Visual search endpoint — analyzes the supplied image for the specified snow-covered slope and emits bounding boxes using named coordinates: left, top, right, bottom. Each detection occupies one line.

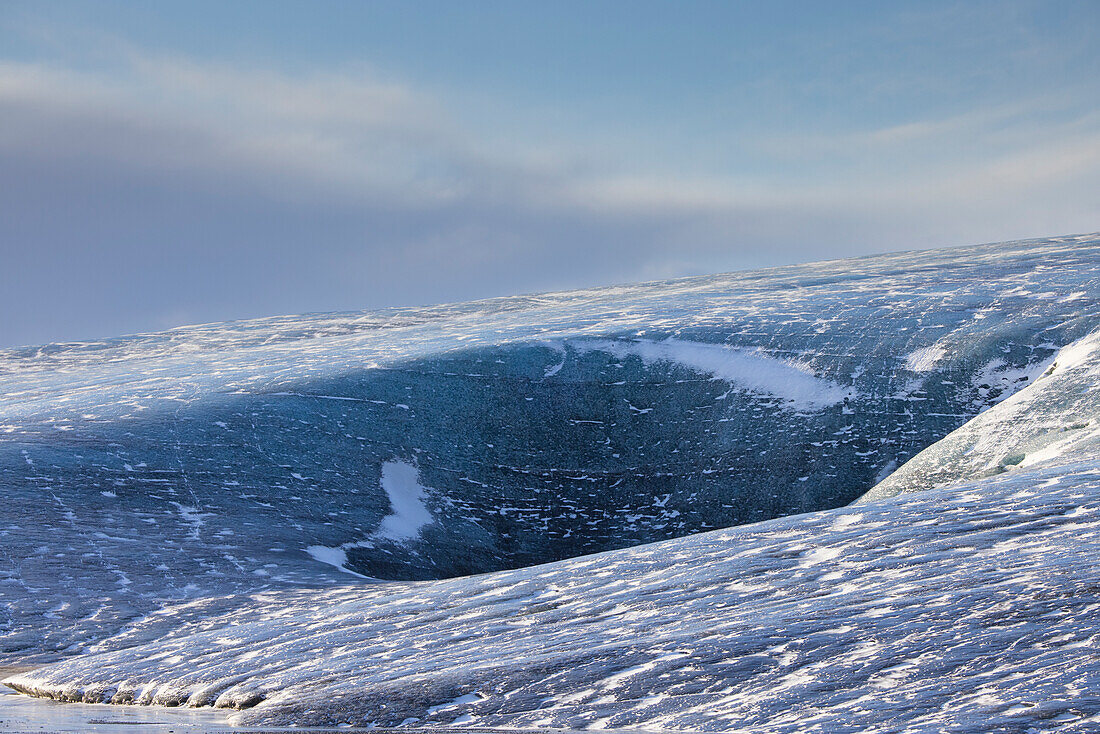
left=861, top=330, right=1100, bottom=502
left=2, top=231, right=1100, bottom=679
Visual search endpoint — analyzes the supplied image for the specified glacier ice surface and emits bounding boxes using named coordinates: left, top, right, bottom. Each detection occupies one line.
left=4, top=233, right=1100, bottom=731
left=8, top=459, right=1100, bottom=731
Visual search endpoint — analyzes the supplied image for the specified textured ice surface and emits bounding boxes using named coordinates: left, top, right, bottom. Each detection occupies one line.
left=2, top=232, right=1100, bottom=681
left=8, top=464, right=1100, bottom=731
left=10, top=296, right=1100, bottom=730
left=307, top=460, right=436, bottom=577
left=862, top=329, right=1100, bottom=502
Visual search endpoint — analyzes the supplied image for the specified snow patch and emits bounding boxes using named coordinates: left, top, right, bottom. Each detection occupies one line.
left=904, top=345, right=947, bottom=372
left=1051, top=331, right=1100, bottom=375
left=304, top=460, right=435, bottom=576
left=573, top=338, right=849, bottom=410
left=376, top=461, right=433, bottom=542
left=601, top=653, right=688, bottom=688
left=304, top=546, right=368, bottom=579
left=427, top=692, right=486, bottom=715
left=830, top=513, right=864, bottom=530
left=169, top=502, right=213, bottom=541
left=800, top=545, right=842, bottom=566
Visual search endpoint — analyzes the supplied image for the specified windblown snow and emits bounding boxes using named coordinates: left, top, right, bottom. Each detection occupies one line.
left=303, top=544, right=360, bottom=577
left=903, top=344, right=948, bottom=372
left=572, top=338, right=850, bottom=410
left=4, top=232, right=1100, bottom=732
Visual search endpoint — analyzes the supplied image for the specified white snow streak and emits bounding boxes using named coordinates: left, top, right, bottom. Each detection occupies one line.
left=904, top=345, right=947, bottom=372
left=304, top=546, right=368, bottom=579
left=573, top=338, right=849, bottom=410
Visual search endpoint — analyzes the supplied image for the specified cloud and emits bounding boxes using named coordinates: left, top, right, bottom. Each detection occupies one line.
left=0, top=43, right=1098, bottom=348
left=0, top=58, right=473, bottom=206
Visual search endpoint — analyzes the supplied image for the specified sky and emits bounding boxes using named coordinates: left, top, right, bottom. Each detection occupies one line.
left=1, top=1, right=1098, bottom=347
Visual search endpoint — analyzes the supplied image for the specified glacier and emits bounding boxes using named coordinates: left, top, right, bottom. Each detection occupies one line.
left=862, top=328, right=1100, bottom=503
left=3, top=232, right=1100, bottom=731
left=9, top=459, right=1100, bottom=731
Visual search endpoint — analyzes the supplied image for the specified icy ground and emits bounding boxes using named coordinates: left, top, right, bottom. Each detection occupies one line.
left=3, top=233, right=1099, bottom=666
left=0, top=685, right=230, bottom=733
left=9, top=445, right=1100, bottom=730
left=864, top=328, right=1100, bottom=502
left=3, top=233, right=1100, bottom=731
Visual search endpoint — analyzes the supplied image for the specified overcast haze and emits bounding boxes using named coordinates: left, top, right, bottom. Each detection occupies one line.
left=2, top=0, right=1099, bottom=347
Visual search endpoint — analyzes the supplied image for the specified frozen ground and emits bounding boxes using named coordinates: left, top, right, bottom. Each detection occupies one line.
left=3, top=233, right=1098, bottom=665
left=9, top=458, right=1100, bottom=731
left=3, top=233, right=1100, bottom=731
